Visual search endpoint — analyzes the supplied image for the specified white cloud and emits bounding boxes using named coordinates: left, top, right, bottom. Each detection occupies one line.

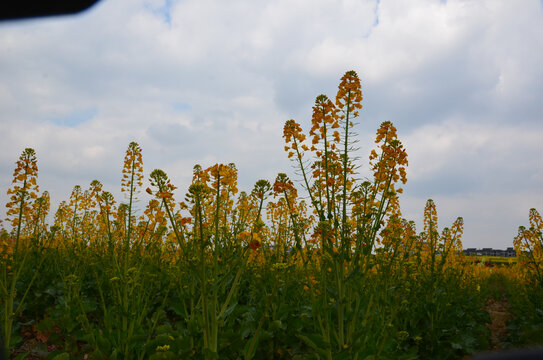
left=404, top=120, right=543, bottom=182
left=1, top=0, right=543, bottom=249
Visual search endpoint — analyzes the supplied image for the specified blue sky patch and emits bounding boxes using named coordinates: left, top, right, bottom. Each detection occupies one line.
left=45, top=108, right=98, bottom=127
left=362, top=0, right=380, bottom=38
left=172, top=102, right=192, bottom=112
left=145, top=0, right=173, bottom=24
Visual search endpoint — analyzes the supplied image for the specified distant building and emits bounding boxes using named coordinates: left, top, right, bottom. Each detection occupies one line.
left=462, top=247, right=516, bottom=257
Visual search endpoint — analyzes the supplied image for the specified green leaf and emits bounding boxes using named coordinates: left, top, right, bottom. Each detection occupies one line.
left=50, top=353, right=70, bottom=360
left=333, top=351, right=351, bottom=360
left=13, top=353, right=29, bottom=360
left=155, top=324, right=174, bottom=335
left=243, top=333, right=259, bottom=360
left=296, top=334, right=330, bottom=358
left=109, top=349, right=118, bottom=360
left=222, top=303, right=237, bottom=318
left=241, top=325, right=253, bottom=339
left=97, top=333, right=111, bottom=353
left=9, top=334, right=23, bottom=348
left=269, top=320, right=283, bottom=332
left=45, top=351, right=65, bottom=360
left=203, top=348, right=219, bottom=359
left=168, top=302, right=186, bottom=317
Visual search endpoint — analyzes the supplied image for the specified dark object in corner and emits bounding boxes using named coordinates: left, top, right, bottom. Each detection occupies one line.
left=471, top=347, right=543, bottom=360
left=0, top=0, right=102, bottom=20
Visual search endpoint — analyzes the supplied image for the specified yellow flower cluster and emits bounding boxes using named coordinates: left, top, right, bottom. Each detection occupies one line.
left=514, top=208, right=543, bottom=283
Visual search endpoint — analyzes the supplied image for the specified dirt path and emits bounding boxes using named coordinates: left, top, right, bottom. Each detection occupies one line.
left=483, top=298, right=513, bottom=350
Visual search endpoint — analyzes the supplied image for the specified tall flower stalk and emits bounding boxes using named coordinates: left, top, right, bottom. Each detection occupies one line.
left=1, top=148, right=46, bottom=355
left=121, top=142, right=144, bottom=259
left=283, top=71, right=409, bottom=356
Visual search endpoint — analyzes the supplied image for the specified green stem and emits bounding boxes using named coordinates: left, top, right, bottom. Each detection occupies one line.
left=292, top=137, right=324, bottom=221
left=341, top=91, right=352, bottom=249
left=125, top=156, right=136, bottom=265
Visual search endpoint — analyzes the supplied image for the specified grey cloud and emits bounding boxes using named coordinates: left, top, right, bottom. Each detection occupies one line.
left=2, top=0, right=543, bottom=249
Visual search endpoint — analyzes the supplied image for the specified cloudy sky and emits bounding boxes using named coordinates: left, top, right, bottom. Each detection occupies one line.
left=1, top=0, right=543, bottom=249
